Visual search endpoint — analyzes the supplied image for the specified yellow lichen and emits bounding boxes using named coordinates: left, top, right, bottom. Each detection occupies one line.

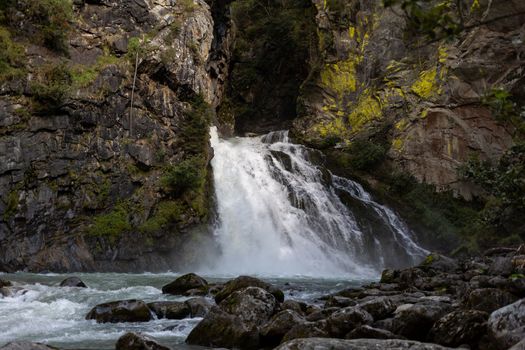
left=348, top=26, right=356, bottom=39
left=411, top=68, right=442, bottom=99
left=320, top=57, right=360, bottom=95
left=470, top=0, right=480, bottom=12
left=347, top=92, right=382, bottom=132
left=395, top=118, right=409, bottom=131
left=438, top=46, right=448, bottom=64
left=392, top=138, right=404, bottom=151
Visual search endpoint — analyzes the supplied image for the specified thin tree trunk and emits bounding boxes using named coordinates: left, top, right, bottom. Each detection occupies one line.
left=130, top=48, right=139, bottom=137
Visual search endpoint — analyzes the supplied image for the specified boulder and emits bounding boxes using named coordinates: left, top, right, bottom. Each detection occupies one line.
left=509, top=338, right=525, bottom=350
left=0, top=343, right=58, bottom=350
left=487, top=298, right=525, bottom=349
left=214, top=276, right=284, bottom=303
left=59, top=277, right=87, bottom=288
left=260, top=310, right=304, bottom=346
left=325, top=306, right=374, bottom=337
left=185, top=306, right=259, bottom=349
left=185, top=297, right=213, bottom=317
left=305, top=307, right=339, bottom=322
left=281, top=300, right=307, bottom=314
left=388, top=302, right=452, bottom=340
left=466, top=288, right=518, bottom=313
left=219, top=287, right=277, bottom=327
left=380, top=269, right=397, bottom=283
left=85, top=299, right=153, bottom=323
left=324, top=296, right=356, bottom=308
left=147, top=301, right=190, bottom=319
left=275, top=338, right=455, bottom=349
left=419, top=253, right=459, bottom=272
left=358, top=296, right=396, bottom=320
left=282, top=321, right=329, bottom=342
left=429, top=309, right=488, bottom=347
left=115, top=332, right=170, bottom=350
left=161, top=273, right=207, bottom=295
left=0, top=279, right=12, bottom=288
left=346, top=325, right=405, bottom=340
left=488, top=257, right=514, bottom=276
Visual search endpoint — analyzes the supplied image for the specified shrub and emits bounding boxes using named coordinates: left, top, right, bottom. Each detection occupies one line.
left=348, top=139, right=386, bottom=170
left=161, top=156, right=205, bottom=197
left=88, top=204, right=131, bottom=244
left=0, top=26, right=25, bottom=81
left=139, top=201, right=184, bottom=233
left=30, top=62, right=72, bottom=110
left=180, top=94, right=213, bottom=154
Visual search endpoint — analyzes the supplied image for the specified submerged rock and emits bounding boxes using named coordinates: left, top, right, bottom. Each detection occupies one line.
left=147, top=301, right=190, bottom=320
left=59, top=277, right=87, bottom=288
left=85, top=299, right=153, bottom=323
left=161, top=273, right=208, bottom=295
left=0, top=279, right=12, bottom=288
left=214, top=276, right=284, bottom=303
left=115, top=332, right=171, bottom=350
left=275, top=338, right=455, bottom=349
left=0, top=342, right=59, bottom=350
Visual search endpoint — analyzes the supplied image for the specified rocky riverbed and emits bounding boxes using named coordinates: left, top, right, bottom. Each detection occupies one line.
left=1, top=246, right=524, bottom=350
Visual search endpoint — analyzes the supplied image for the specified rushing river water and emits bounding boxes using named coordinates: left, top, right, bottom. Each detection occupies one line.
left=0, top=273, right=366, bottom=349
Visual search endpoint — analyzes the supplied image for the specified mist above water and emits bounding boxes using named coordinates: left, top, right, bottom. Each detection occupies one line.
left=193, top=127, right=428, bottom=278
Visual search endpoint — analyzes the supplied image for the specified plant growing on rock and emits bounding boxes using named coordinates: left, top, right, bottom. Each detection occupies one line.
left=0, top=26, right=25, bottom=81
left=30, top=62, right=72, bottom=111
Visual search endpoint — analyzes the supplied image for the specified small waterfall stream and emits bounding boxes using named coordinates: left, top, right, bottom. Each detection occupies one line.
left=205, top=127, right=428, bottom=278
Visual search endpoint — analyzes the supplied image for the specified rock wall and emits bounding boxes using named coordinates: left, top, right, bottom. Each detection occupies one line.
left=292, top=0, right=524, bottom=198
left=0, top=0, right=230, bottom=272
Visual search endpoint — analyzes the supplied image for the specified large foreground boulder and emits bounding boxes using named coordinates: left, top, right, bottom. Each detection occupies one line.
left=219, top=287, right=277, bottom=327
left=260, top=310, right=305, bottom=346
left=214, top=276, right=284, bottom=303
left=59, top=277, right=87, bottom=288
left=429, top=309, right=488, bottom=348
left=116, top=332, right=170, bottom=350
left=185, top=306, right=259, bottom=349
left=466, top=288, right=518, bottom=313
left=275, top=338, right=455, bottom=349
left=86, top=299, right=153, bottom=323
left=161, top=273, right=207, bottom=295
left=325, top=306, right=373, bottom=337
left=488, top=298, right=525, bottom=349
left=0, top=343, right=58, bottom=350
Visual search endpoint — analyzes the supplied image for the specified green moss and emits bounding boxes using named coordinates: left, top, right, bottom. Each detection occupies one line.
left=30, top=62, right=72, bottom=111
left=179, top=0, right=197, bottom=12
left=161, top=156, right=206, bottom=197
left=3, top=189, right=19, bottom=220
left=0, top=26, right=25, bottom=81
left=88, top=204, right=131, bottom=243
left=139, top=200, right=184, bottom=233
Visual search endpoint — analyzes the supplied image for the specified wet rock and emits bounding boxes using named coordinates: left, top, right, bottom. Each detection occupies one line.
left=380, top=269, right=397, bottom=283
left=281, top=300, right=307, bottom=314
left=325, top=306, right=374, bottom=337
left=214, top=276, right=284, bottom=303
left=305, top=307, right=339, bottom=322
left=0, top=287, right=13, bottom=297
left=466, top=288, right=518, bottom=313
left=358, top=296, right=396, bottom=320
left=419, top=253, right=459, bottom=272
left=487, top=298, right=525, bottom=349
left=429, top=309, right=488, bottom=347
left=147, top=301, right=190, bottom=320
left=388, top=301, right=453, bottom=340
left=115, top=332, right=170, bottom=350
left=0, top=279, right=12, bottom=288
left=282, top=321, right=329, bottom=342
left=275, top=338, right=455, bottom=349
left=185, top=306, right=259, bottom=349
left=219, top=287, right=277, bottom=327
left=85, top=299, right=153, bottom=323
left=260, top=309, right=304, bottom=346
left=59, top=277, right=87, bottom=288
left=346, top=325, right=405, bottom=340
left=161, top=273, right=208, bottom=295
left=324, top=296, right=356, bottom=308
left=184, top=297, right=213, bottom=318
left=0, top=342, right=59, bottom=350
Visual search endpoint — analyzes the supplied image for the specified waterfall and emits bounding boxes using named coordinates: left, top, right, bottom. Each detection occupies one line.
left=202, top=127, right=428, bottom=278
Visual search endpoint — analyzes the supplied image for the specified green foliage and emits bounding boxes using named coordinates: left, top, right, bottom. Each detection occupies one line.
left=70, top=52, right=120, bottom=88
left=139, top=200, right=184, bottom=233
left=161, top=156, right=206, bottom=197
left=482, top=88, right=525, bottom=135
left=347, top=140, right=386, bottom=171
left=30, top=62, right=72, bottom=110
left=0, top=26, right=25, bottom=81
left=179, top=0, right=197, bottom=12
left=88, top=203, right=131, bottom=244
left=180, top=94, right=213, bottom=155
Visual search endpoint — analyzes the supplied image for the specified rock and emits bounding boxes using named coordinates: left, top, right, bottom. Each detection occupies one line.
left=305, top=307, right=339, bottom=322
left=419, top=253, right=459, bottom=272
left=185, top=306, right=259, bottom=349
left=466, top=288, right=518, bottom=313
left=380, top=269, right=397, bottom=283
left=260, top=310, right=304, bottom=346
left=214, top=276, right=284, bottom=303
left=275, top=338, right=455, bottom=349
left=0, top=343, right=58, bottom=350
left=358, top=296, right=396, bottom=320
left=282, top=321, right=329, bottom=342
left=147, top=301, right=190, bottom=319
left=115, top=332, right=170, bottom=350
left=85, top=299, right=153, bottom=323
left=281, top=300, right=307, bottom=314
left=324, top=296, right=356, bottom=308
left=388, top=302, right=453, bottom=340
left=325, top=306, right=374, bottom=337
left=0, top=279, right=12, bottom=288
left=487, top=298, right=525, bottom=350
left=429, top=309, right=488, bottom=347
left=161, top=273, right=208, bottom=295
left=0, top=287, right=13, bottom=297
left=509, top=338, right=525, bottom=350
left=184, top=297, right=213, bottom=318
left=59, top=277, right=87, bottom=288
left=489, top=257, right=514, bottom=276
left=346, top=325, right=405, bottom=340
left=484, top=247, right=517, bottom=256
left=219, top=286, right=277, bottom=327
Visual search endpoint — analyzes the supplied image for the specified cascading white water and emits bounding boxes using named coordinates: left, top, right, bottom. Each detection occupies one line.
left=204, top=127, right=427, bottom=278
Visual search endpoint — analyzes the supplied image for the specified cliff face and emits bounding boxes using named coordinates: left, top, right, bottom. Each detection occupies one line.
left=292, top=0, right=524, bottom=198
left=0, top=0, right=230, bottom=272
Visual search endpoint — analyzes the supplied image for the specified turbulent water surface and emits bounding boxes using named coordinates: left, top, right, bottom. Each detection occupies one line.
left=0, top=273, right=362, bottom=349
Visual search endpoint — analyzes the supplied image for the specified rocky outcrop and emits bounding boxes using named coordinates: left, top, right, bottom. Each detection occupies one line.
left=291, top=0, right=523, bottom=199
left=0, top=0, right=231, bottom=272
